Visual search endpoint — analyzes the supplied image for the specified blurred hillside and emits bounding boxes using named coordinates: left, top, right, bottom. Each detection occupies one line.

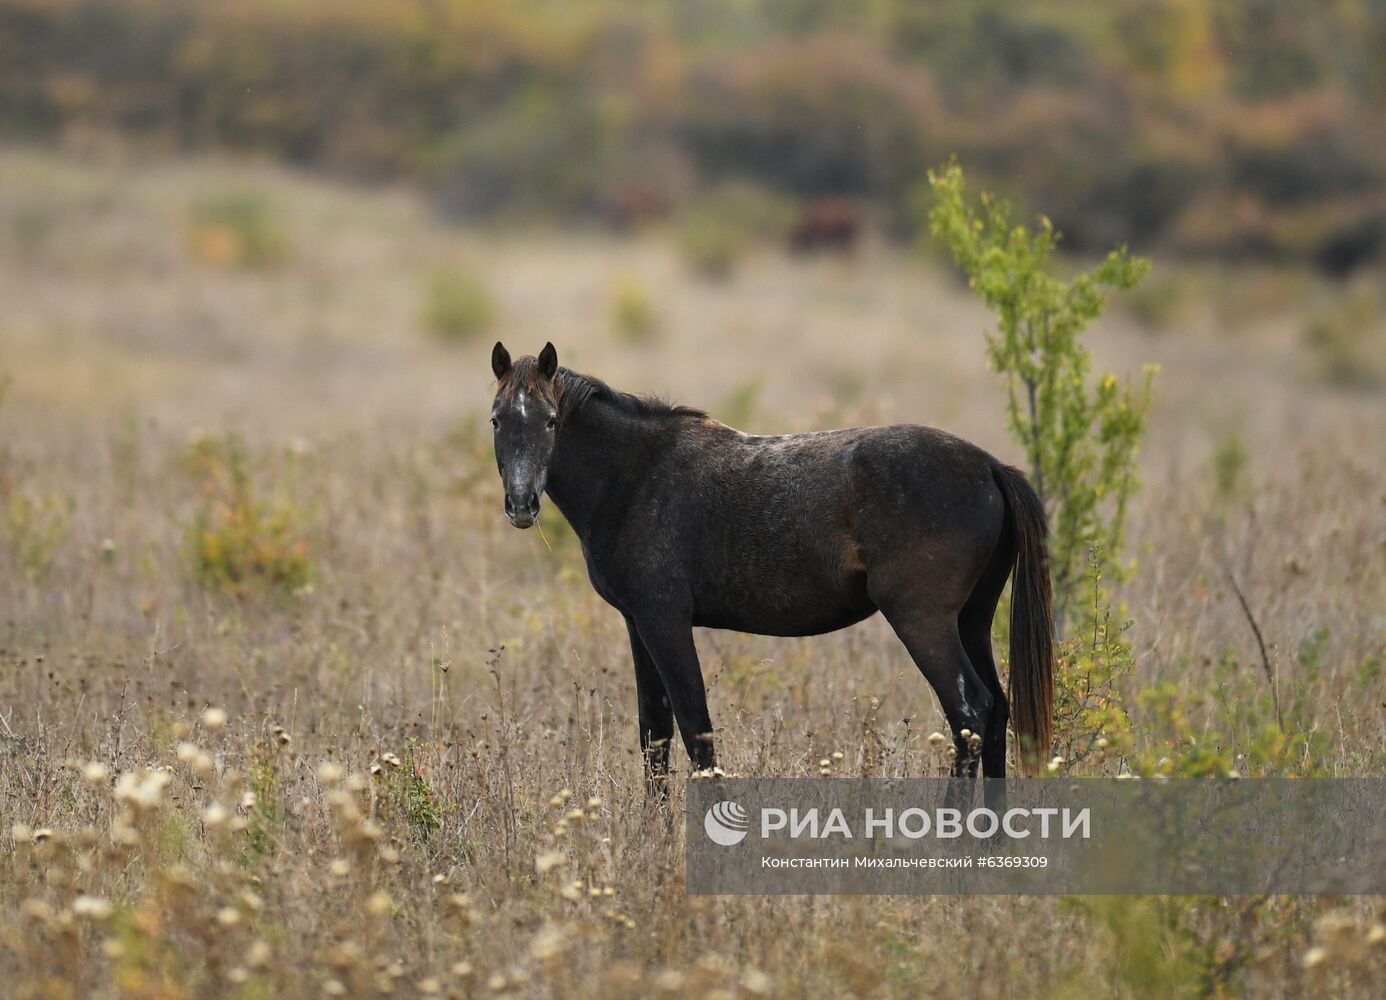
left=4, top=0, right=1386, bottom=271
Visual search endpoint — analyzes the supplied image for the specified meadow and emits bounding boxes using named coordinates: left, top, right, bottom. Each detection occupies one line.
left=2, top=146, right=1385, bottom=997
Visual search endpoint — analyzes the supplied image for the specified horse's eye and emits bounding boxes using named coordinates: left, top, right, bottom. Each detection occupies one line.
left=546, top=418, right=557, bottom=430
left=490, top=417, right=499, bottom=430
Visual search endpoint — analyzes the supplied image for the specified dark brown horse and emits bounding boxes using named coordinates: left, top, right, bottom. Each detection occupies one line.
left=789, top=198, right=862, bottom=254
left=489, top=343, right=1053, bottom=788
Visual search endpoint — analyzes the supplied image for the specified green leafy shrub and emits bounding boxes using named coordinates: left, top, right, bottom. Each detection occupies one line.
left=1212, top=431, right=1248, bottom=499
left=1301, top=287, right=1382, bottom=389
left=4, top=490, right=74, bottom=581
left=928, top=160, right=1154, bottom=632
left=422, top=268, right=494, bottom=344
left=609, top=275, right=660, bottom=343
left=675, top=184, right=795, bottom=280
left=185, top=434, right=313, bottom=595
left=186, top=194, right=291, bottom=270
left=378, top=740, right=445, bottom=849
left=1123, top=273, right=1190, bottom=332
left=1050, top=551, right=1136, bottom=769
left=714, top=379, right=762, bottom=429
left=244, top=739, right=286, bottom=860
left=677, top=206, right=749, bottom=281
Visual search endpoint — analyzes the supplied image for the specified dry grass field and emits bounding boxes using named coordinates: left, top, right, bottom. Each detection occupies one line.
left=2, top=147, right=1385, bottom=997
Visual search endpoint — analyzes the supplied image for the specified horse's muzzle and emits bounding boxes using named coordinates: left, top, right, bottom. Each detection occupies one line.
left=504, top=490, right=540, bottom=529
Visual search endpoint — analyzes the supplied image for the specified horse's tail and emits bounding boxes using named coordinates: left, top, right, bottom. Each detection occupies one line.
left=991, top=463, right=1054, bottom=776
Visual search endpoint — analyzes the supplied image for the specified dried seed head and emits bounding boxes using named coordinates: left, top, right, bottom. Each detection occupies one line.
left=927, top=732, right=946, bottom=747
left=246, top=940, right=272, bottom=968
left=535, top=851, right=565, bottom=875
left=529, top=925, right=568, bottom=961
left=202, top=707, right=228, bottom=731
left=115, top=770, right=171, bottom=811
left=742, top=970, right=773, bottom=996
left=73, top=896, right=114, bottom=921
left=318, top=762, right=344, bottom=785
left=1302, top=946, right=1328, bottom=969
left=831, top=751, right=844, bottom=762
left=21, top=899, right=55, bottom=923
left=365, top=891, right=392, bottom=918
left=82, top=762, right=109, bottom=785
left=654, top=970, right=686, bottom=993
left=202, top=802, right=229, bottom=828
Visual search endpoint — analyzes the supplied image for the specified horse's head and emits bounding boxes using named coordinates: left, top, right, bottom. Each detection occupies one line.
left=489, top=341, right=560, bottom=529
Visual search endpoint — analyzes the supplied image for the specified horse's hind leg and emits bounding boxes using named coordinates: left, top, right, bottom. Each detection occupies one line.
left=876, top=600, right=993, bottom=779
left=959, top=608, right=1007, bottom=779
left=960, top=533, right=1017, bottom=779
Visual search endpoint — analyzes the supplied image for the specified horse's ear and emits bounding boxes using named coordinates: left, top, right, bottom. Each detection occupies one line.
left=537, top=342, right=558, bottom=381
left=491, top=342, right=512, bottom=381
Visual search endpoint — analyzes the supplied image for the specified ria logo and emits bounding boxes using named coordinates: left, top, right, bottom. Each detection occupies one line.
left=704, top=800, right=751, bottom=846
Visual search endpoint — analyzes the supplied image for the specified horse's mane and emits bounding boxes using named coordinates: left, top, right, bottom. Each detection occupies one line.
left=557, top=368, right=707, bottom=421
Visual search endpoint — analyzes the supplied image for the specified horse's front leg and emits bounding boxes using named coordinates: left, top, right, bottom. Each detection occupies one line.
left=625, top=617, right=674, bottom=797
left=630, top=613, right=716, bottom=773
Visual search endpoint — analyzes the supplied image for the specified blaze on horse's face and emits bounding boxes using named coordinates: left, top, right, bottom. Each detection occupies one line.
left=490, top=341, right=560, bottom=529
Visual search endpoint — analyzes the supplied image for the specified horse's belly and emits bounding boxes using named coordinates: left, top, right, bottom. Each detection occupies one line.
left=691, top=572, right=875, bottom=637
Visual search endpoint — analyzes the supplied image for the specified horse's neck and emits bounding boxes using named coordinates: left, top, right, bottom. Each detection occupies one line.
left=546, top=401, right=664, bottom=538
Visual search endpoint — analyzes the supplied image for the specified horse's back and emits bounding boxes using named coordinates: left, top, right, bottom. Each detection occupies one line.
left=632, top=422, right=1007, bottom=634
